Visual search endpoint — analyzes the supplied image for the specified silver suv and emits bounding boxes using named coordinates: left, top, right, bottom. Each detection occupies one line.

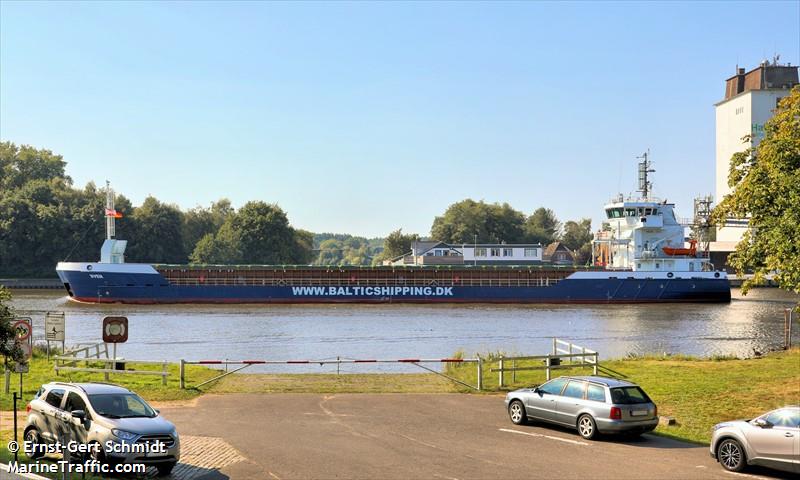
left=24, top=382, right=180, bottom=476
left=710, top=406, right=799, bottom=474
left=505, top=376, right=658, bottom=440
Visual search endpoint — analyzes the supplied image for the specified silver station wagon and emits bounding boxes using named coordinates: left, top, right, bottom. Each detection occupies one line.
left=505, top=375, right=659, bottom=440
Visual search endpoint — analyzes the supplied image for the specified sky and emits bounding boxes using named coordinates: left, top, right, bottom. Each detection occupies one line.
left=1, top=1, right=799, bottom=238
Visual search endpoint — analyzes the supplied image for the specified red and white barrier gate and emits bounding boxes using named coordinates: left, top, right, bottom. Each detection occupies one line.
left=180, top=357, right=483, bottom=390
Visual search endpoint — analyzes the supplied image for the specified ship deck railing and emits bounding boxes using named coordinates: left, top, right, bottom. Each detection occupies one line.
left=162, top=277, right=566, bottom=288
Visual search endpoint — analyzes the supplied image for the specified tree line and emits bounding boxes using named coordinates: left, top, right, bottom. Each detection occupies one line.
left=1, top=141, right=593, bottom=276
left=0, top=142, right=315, bottom=276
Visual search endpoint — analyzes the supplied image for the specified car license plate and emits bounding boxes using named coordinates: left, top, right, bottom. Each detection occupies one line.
left=146, top=450, right=167, bottom=458
left=630, top=410, right=648, bottom=417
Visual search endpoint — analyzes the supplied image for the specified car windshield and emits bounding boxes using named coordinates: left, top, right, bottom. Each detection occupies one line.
left=609, top=386, right=651, bottom=404
left=88, top=393, right=157, bottom=418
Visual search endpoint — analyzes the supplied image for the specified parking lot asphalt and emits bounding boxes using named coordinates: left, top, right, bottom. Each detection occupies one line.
left=159, top=393, right=792, bottom=480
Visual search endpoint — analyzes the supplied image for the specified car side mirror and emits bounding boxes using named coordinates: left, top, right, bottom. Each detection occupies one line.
left=754, top=418, right=772, bottom=429
left=71, top=410, right=86, bottom=419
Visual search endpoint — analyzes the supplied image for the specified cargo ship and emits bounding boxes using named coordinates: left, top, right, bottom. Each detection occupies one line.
left=56, top=163, right=730, bottom=304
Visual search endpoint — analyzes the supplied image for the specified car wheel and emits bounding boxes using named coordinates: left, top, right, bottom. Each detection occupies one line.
left=156, top=462, right=176, bottom=476
left=717, top=438, right=746, bottom=472
left=577, top=414, right=597, bottom=440
left=89, top=442, right=106, bottom=464
left=24, top=428, right=44, bottom=459
left=508, top=400, right=528, bottom=425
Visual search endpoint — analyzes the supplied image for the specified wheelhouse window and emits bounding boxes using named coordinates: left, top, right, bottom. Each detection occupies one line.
left=606, top=208, right=623, bottom=218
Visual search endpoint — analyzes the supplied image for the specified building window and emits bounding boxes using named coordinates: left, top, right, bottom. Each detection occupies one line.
left=490, top=248, right=501, bottom=257
left=735, top=106, right=744, bottom=115
left=524, top=248, right=537, bottom=257
left=503, top=248, right=513, bottom=257
left=434, top=250, right=443, bottom=256
left=475, top=248, right=487, bottom=257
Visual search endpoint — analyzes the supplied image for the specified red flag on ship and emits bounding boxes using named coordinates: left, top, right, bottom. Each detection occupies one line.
left=105, top=208, right=123, bottom=218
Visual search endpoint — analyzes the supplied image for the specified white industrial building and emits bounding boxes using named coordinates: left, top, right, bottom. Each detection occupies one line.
left=710, top=59, right=797, bottom=268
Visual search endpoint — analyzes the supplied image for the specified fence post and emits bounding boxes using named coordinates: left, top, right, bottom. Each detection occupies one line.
left=162, top=361, right=167, bottom=386
left=179, top=360, right=185, bottom=389
left=568, top=343, right=573, bottom=365
left=552, top=338, right=557, bottom=356
left=593, top=353, right=598, bottom=375
left=546, top=356, right=551, bottom=381
left=477, top=358, right=483, bottom=391
left=512, top=359, right=516, bottom=384
left=498, top=357, right=504, bottom=387
left=580, top=346, right=585, bottom=365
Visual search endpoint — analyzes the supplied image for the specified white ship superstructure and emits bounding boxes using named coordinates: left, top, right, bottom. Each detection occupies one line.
left=592, top=153, right=716, bottom=275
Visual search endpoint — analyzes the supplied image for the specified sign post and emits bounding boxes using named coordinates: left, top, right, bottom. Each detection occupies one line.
left=45, top=311, right=66, bottom=359
left=11, top=317, right=32, bottom=412
left=103, top=316, right=128, bottom=379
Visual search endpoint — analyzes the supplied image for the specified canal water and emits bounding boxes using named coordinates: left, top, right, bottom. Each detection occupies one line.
left=9, top=289, right=800, bottom=372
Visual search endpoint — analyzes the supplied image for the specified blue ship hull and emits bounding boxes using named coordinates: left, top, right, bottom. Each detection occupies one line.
left=56, top=266, right=731, bottom=304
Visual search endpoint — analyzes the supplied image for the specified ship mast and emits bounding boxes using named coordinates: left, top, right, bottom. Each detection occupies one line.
left=106, top=180, right=115, bottom=240
left=636, top=150, right=654, bottom=200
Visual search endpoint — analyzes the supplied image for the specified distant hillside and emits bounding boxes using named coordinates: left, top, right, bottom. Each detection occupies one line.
left=312, top=233, right=384, bottom=266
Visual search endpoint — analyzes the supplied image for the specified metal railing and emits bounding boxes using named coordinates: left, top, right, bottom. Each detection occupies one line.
left=54, top=349, right=170, bottom=385
left=491, top=338, right=599, bottom=386
left=163, top=277, right=565, bottom=287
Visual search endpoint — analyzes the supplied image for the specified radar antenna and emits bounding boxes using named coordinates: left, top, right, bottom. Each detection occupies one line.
left=636, top=150, right=654, bottom=199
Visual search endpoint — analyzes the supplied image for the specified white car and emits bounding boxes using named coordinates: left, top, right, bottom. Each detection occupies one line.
left=710, top=406, right=799, bottom=474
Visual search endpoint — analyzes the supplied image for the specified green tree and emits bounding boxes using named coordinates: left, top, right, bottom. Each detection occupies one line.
left=126, top=196, right=187, bottom=263
left=190, top=229, right=241, bottom=264
left=316, top=239, right=345, bottom=265
left=0, top=287, right=24, bottom=372
left=712, top=86, right=800, bottom=294
left=182, top=199, right=234, bottom=256
left=0, top=142, right=70, bottom=190
left=431, top=199, right=526, bottom=244
left=524, top=207, right=561, bottom=244
left=373, top=229, right=419, bottom=264
left=190, top=202, right=312, bottom=265
left=293, top=229, right=315, bottom=264
left=561, top=218, right=593, bottom=265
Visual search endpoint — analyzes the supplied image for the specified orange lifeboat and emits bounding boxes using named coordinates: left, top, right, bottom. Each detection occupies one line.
left=662, top=239, right=697, bottom=256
